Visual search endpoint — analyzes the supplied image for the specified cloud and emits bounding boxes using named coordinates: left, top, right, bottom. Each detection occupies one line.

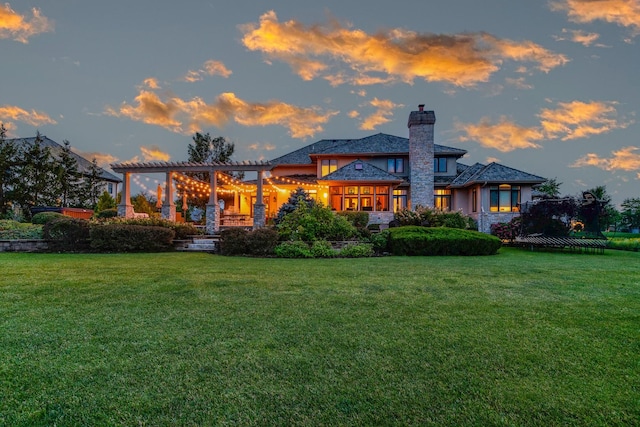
left=550, top=0, right=640, bottom=34
left=554, top=28, right=601, bottom=46
left=240, top=11, right=568, bottom=88
left=143, top=78, right=160, bottom=89
left=247, top=142, right=276, bottom=151
left=0, top=104, right=57, bottom=127
left=571, top=146, right=640, bottom=171
left=538, top=100, right=629, bottom=140
left=505, top=77, right=533, bottom=89
left=140, top=145, right=171, bottom=162
left=0, top=3, right=53, bottom=43
left=358, top=98, right=404, bottom=130
left=456, top=100, right=630, bottom=151
left=456, top=116, right=544, bottom=152
left=105, top=89, right=338, bottom=139
left=182, top=60, right=233, bottom=82
left=72, top=149, right=119, bottom=169
left=347, top=110, right=359, bottom=118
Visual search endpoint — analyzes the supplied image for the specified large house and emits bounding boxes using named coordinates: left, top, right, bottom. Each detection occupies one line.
left=7, top=136, right=121, bottom=200
left=268, top=105, right=545, bottom=233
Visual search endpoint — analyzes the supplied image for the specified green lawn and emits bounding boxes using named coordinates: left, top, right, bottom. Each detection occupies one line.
left=1, top=248, right=639, bottom=426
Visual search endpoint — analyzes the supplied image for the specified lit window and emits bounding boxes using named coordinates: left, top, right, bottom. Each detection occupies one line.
left=490, top=185, right=520, bottom=212
left=321, top=159, right=337, bottom=177
left=393, top=189, right=407, bottom=212
left=434, top=189, right=451, bottom=211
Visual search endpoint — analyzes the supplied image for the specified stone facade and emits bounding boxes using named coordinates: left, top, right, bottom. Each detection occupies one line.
left=408, top=106, right=435, bottom=209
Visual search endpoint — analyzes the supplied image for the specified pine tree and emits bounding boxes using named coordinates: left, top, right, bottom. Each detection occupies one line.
left=57, top=140, right=83, bottom=207
left=0, top=124, right=19, bottom=216
left=80, top=158, right=105, bottom=209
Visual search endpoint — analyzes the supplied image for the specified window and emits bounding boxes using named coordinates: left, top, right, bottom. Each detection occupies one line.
left=321, top=159, right=337, bottom=177
left=472, top=188, right=477, bottom=213
left=108, top=183, right=114, bottom=194
left=434, top=158, right=447, bottom=173
left=387, top=158, right=404, bottom=173
left=490, top=185, right=520, bottom=212
left=393, top=189, right=407, bottom=212
left=434, top=189, right=451, bottom=211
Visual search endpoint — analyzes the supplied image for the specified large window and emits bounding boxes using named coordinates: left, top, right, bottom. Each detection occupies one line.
left=321, top=159, right=337, bottom=177
left=329, top=185, right=391, bottom=212
left=387, top=158, right=404, bottom=173
left=434, top=189, right=451, bottom=211
left=434, top=157, right=447, bottom=173
left=490, top=185, right=520, bottom=212
left=393, top=189, right=407, bottom=212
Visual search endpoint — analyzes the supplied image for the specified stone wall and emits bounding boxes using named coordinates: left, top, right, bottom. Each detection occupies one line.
left=0, top=240, right=49, bottom=252
left=408, top=108, right=435, bottom=209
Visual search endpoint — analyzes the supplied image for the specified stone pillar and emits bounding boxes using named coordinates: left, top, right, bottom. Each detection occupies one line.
left=117, top=172, right=134, bottom=218
left=205, top=170, right=219, bottom=234
left=161, top=171, right=176, bottom=221
left=253, top=170, right=266, bottom=228
left=408, top=104, right=435, bottom=209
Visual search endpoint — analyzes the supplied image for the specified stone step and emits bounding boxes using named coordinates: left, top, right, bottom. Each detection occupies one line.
left=192, top=238, right=218, bottom=244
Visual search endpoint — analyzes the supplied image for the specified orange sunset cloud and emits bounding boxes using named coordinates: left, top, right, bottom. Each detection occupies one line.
left=0, top=3, right=53, bottom=43
left=240, top=11, right=568, bottom=88
left=140, top=145, right=171, bottom=162
left=550, top=0, right=640, bottom=34
left=359, top=98, right=404, bottom=131
left=571, top=146, right=640, bottom=172
left=456, top=117, right=544, bottom=152
left=0, top=105, right=57, bottom=127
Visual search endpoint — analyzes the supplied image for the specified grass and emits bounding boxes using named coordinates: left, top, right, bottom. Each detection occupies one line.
left=1, top=248, right=639, bottom=426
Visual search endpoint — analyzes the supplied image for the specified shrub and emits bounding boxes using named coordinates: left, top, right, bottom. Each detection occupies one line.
left=274, top=187, right=317, bottom=225
left=0, top=220, right=43, bottom=239
left=90, top=224, right=175, bottom=252
left=276, top=202, right=357, bottom=242
left=101, top=217, right=201, bottom=239
left=490, top=217, right=521, bottom=242
left=274, top=241, right=313, bottom=258
left=339, top=243, right=374, bottom=258
left=219, top=228, right=249, bottom=256
left=43, top=217, right=91, bottom=252
left=394, top=207, right=474, bottom=229
left=31, top=212, right=65, bottom=225
left=95, top=208, right=118, bottom=219
left=246, top=227, right=279, bottom=256
left=388, top=226, right=501, bottom=256
left=310, top=240, right=337, bottom=258
left=337, top=211, right=370, bottom=229
left=367, top=229, right=390, bottom=255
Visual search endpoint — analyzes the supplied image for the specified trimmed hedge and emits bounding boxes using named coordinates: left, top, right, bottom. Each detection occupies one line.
left=42, top=217, right=91, bottom=252
left=219, top=227, right=280, bottom=256
left=388, top=226, right=501, bottom=256
left=90, top=224, right=175, bottom=252
left=31, top=212, right=65, bottom=224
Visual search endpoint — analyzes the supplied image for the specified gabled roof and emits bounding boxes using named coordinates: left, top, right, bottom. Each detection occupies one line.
left=270, top=133, right=467, bottom=165
left=319, top=159, right=405, bottom=183
left=450, top=162, right=545, bottom=187
left=9, top=136, right=121, bottom=182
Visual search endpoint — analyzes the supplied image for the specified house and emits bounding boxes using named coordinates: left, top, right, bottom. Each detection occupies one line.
left=8, top=136, right=121, bottom=200
left=267, top=105, right=546, bottom=233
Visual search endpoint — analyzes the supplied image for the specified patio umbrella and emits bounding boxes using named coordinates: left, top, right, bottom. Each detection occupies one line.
left=156, top=185, right=162, bottom=209
left=182, top=193, right=188, bottom=218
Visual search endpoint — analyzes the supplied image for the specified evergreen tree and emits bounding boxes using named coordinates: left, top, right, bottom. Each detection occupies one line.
left=95, top=191, right=116, bottom=213
left=0, top=124, right=19, bottom=217
left=536, top=178, right=562, bottom=198
left=80, top=158, right=106, bottom=209
left=620, top=198, right=640, bottom=230
left=57, top=140, right=83, bottom=207
left=583, top=186, right=618, bottom=231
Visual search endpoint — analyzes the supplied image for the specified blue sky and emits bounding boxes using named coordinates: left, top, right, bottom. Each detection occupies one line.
left=2, top=0, right=639, bottom=206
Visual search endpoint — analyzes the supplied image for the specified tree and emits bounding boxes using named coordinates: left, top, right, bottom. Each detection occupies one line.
left=582, top=186, right=618, bottom=231
left=536, top=178, right=562, bottom=198
left=56, top=140, right=83, bottom=207
left=620, top=198, right=640, bottom=230
left=95, top=191, right=116, bottom=213
left=0, top=124, right=19, bottom=217
left=131, top=192, right=155, bottom=216
left=80, top=158, right=106, bottom=209
left=274, top=187, right=317, bottom=225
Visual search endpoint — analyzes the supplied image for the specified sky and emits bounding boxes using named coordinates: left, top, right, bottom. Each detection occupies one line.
left=2, top=0, right=639, bottom=206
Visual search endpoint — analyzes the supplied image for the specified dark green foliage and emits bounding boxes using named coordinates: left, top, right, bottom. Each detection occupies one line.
left=367, top=229, right=390, bottom=254
left=95, top=208, right=118, bottom=219
left=219, top=228, right=249, bottom=255
left=95, top=191, right=116, bottom=213
left=0, top=219, right=42, bottom=239
left=0, top=124, right=19, bottom=216
left=620, top=198, right=640, bottom=230
left=246, top=227, right=279, bottom=256
left=388, top=226, right=501, bottom=256
left=520, top=198, right=578, bottom=237
left=274, top=187, right=317, bottom=225
left=277, top=202, right=357, bottom=242
left=536, top=177, right=562, bottom=198
left=336, top=211, right=369, bottom=229
left=80, top=158, right=106, bottom=209
left=31, top=212, right=66, bottom=224
left=42, top=217, right=91, bottom=252
left=394, top=206, right=474, bottom=229
left=104, top=217, right=201, bottom=239
left=310, top=240, right=336, bottom=258
left=56, top=140, right=82, bottom=207
left=274, top=240, right=313, bottom=258
left=339, top=243, right=374, bottom=258
left=90, top=224, right=175, bottom=252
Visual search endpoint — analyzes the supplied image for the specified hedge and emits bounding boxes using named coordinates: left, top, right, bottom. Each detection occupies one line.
left=388, top=226, right=501, bottom=256
left=90, top=224, right=175, bottom=252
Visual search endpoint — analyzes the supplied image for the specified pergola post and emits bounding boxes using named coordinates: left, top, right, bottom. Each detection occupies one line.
left=117, top=172, right=134, bottom=218
left=253, top=170, right=266, bottom=229
left=205, top=170, right=219, bottom=234
left=161, top=171, right=176, bottom=221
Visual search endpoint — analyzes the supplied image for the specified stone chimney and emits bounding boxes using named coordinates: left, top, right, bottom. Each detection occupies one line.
left=408, top=104, right=435, bottom=208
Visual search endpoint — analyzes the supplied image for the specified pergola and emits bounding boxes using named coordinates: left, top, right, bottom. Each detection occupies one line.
left=110, top=160, right=273, bottom=234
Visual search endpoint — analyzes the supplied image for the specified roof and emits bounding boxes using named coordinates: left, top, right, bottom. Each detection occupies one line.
left=319, top=159, right=405, bottom=183
left=450, top=162, right=546, bottom=187
left=270, top=133, right=467, bottom=165
left=9, top=136, right=121, bottom=182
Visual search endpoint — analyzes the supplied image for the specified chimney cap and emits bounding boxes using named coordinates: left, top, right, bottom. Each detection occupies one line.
left=418, top=104, right=425, bottom=111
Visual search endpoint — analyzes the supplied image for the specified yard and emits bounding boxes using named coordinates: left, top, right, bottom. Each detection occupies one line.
left=1, top=248, right=639, bottom=426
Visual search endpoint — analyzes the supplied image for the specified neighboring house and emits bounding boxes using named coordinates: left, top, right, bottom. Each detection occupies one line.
left=269, top=105, right=545, bottom=233
left=7, top=136, right=121, bottom=200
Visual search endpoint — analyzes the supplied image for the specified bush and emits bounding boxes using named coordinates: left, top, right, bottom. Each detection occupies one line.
left=337, top=211, right=370, bottom=229
left=95, top=208, right=118, bottom=219
left=101, top=217, right=201, bottom=239
left=277, top=202, right=357, bottom=242
left=246, top=227, right=279, bottom=256
left=43, top=217, right=91, bottom=252
left=0, top=220, right=43, bottom=239
left=219, top=228, right=249, bottom=256
left=490, top=217, right=521, bottom=242
left=274, top=241, right=313, bottom=258
left=367, top=229, right=390, bottom=255
left=394, top=207, right=475, bottom=229
left=31, top=212, right=65, bottom=224
left=310, top=240, right=337, bottom=258
left=388, top=226, right=501, bottom=256
left=90, top=224, right=175, bottom=252
left=339, top=243, right=374, bottom=258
